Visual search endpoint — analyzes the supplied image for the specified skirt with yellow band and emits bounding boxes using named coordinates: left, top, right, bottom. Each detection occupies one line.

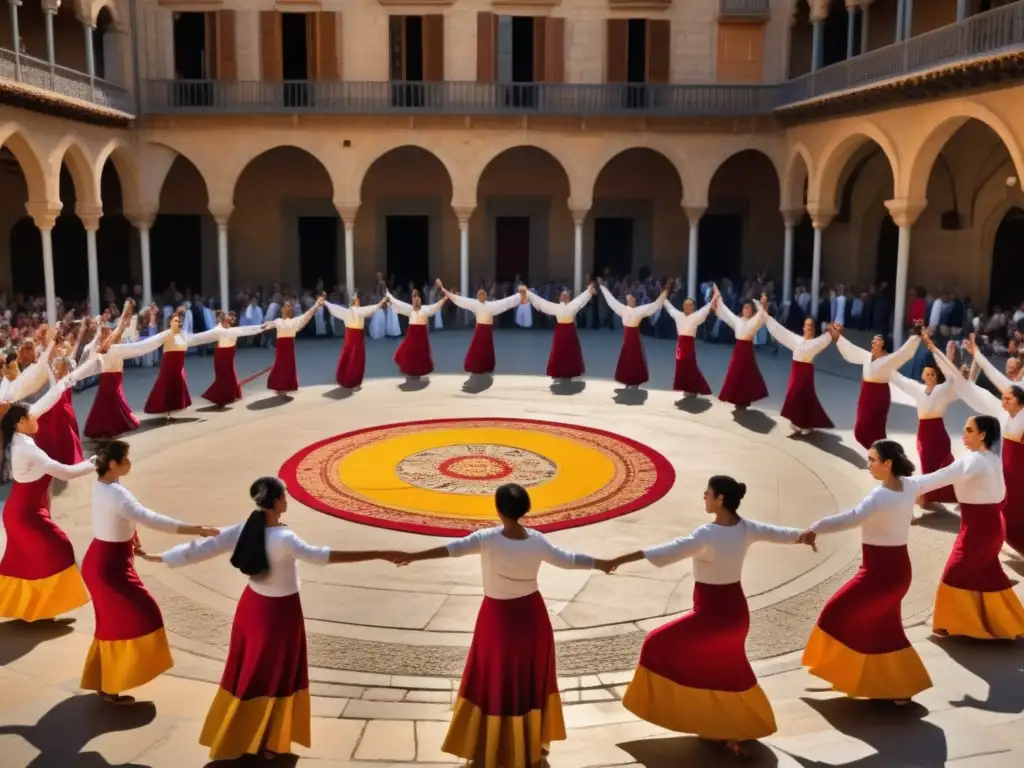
left=80, top=539, right=173, bottom=694
left=200, top=588, right=311, bottom=761
left=803, top=544, right=931, bottom=700
left=622, top=581, right=776, bottom=742
left=443, top=592, right=565, bottom=768
left=0, top=475, right=89, bottom=621
left=934, top=502, right=1024, bottom=639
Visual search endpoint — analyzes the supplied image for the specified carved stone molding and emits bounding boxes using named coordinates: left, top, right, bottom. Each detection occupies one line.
left=492, top=0, right=561, bottom=8
left=376, top=0, right=455, bottom=6
left=608, top=0, right=671, bottom=10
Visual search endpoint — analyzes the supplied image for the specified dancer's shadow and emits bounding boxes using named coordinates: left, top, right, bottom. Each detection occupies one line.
left=194, top=404, right=229, bottom=414
left=798, top=431, right=866, bottom=469
left=911, top=507, right=962, bottom=534
left=931, top=636, right=1024, bottom=714
left=731, top=408, right=775, bottom=435
left=462, top=374, right=493, bottom=394
left=0, top=694, right=156, bottom=767
left=207, top=755, right=299, bottom=768
left=321, top=387, right=355, bottom=401
left=246, top=395, right=292, bottom=411
left=675, top=396, right=712, bottom=415
left=0, top=619, right=74, bottom=665
left=550, top=380, right=585, bottom=397
left=398, top=377, right=430, bottom=393
left=128, top=416, right=202, bottom=437
left=613, top=388, right=649, bottom=406
left=619, top=735, right=779, bottom=767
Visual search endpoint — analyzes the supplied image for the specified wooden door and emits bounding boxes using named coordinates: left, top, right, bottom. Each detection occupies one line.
left=260, top=11, right=283, bottom=81
left=716, top=22, right=765, bottom=83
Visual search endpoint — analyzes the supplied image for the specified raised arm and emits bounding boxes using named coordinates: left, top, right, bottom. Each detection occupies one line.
left=323, top=301, right=352, bottom=323
left=186, top=327, right=223, bottom=347
left=386, top=293, right=413, bottom=316
left=835, top=335, right=872, bottom=366
left=566, top=289, right=595, bottom=315
left=420, top=298, right=446, bottom=317
left=28, top=377, right=75, bottom=419
left=294, top=302, right=320, bottom=331
left=972, top=349, right=1013, bottom=395
left=598, top=284, right=627, bottom=318
left=809, top=488, right=884, bottom=536
left=485, top=292, right=522, bottom=315
left=538, top=536, right=596, bottom=570
left=354, top=303, right=383, bottom=319
left=714, top=300, right=739, bottom=331
left=444, top=291, right=480, bottom=312
left=889, top=371, right=925, bottom=400
left=634, top=294, right=666, bottom=320
left=160, top=524, right=243, bottom=567
left=762, top=312, right=802, bottom=352
left=527, top=291, right=560, bottom=316
left=873, top=335, right=921, bottom=378
left=109, top=329, right=172, bottom=361
left=931, top=346, right=1002, bottom=417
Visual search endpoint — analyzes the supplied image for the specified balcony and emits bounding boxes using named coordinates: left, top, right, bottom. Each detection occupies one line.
left=718, top=0, right=770, bottom=19
left=0, top=47, right=134, bottom=116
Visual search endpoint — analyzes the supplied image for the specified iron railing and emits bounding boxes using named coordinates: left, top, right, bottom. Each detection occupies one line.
left=719, top=0, right=771, bottom=17
left=0, top=47, right=133, bottom=114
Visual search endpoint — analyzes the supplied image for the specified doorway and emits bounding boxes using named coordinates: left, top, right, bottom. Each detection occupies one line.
left=594, top=218, right=633, bottom=276
left=697, top=214, right=743, bottom=283
left=281, top=13, right=309, bottom=107
left=793, top=215, right=814, bottom=285
left=10, top=218, right=43, bottom=297
left=990, top=207, right=1024, bottom=310
left=298, top=217, right=338, bottom=289
left=386, top=215, right=430, bottom=288
left=150, top=214, right=203, bottom=296
left=495, top=217, right=530, bottom=283
left=876, top=216, right=898, bottom=287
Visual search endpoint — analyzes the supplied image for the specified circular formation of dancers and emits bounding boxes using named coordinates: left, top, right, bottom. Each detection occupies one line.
left=0, top=289, right=1023, bottom=764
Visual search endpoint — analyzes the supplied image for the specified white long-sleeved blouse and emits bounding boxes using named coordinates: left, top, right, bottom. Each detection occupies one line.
left=324, top=301, right=380, bottom=330
left=714, top=301, right=766, bottom=341
left=445, top=292, right=521, bottom=325
left=92, top=481, right=186, bottom=543
left=188, top=324, right=266, bottom=349
left=663, top=301, right=712, bottom=337
left=889, top=373, right=958, bottom=419
left=528, top=290, right=592, bottom=324
left=159, top=522, right=330, bottom=597
left=5, top=341, right=56, bottom=402
left=272, top=305, right=319, bottom=339
left=10, top=380, right=95, bottom=483
left=599, top=285, right=664, bottom=328
left=387, top=295, right=444, bottom=325
left=447, top=527, right=594, bottom=600
left=643, top=520, right=801, bottom=584
left=810, top=483, right=917, bottom=546
left=763, top=314, right=832, bottom=363
left=98, top=330, right=171, bottom=373
left=910, top=450, right=1005, bottom=505
left=836, top=335, right=921, bottom=383
left=933, top=349, right=1024, bottom=442
left=972, top=349, right=1022, bottom=394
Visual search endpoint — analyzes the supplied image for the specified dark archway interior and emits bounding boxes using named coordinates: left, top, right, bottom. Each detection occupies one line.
left=991, top=207, right=1024, bottom=311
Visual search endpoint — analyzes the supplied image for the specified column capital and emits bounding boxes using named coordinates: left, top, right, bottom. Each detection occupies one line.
left=453, top=204, right=475, bottom=226
left=334, top=200, right=359, bottom=227
left=75, top=202, right=103, bottom=231
left=209, top=203, right=233, bottom=228
left=41, top=0, right=59, bottom=13
left=570, top=207, right=589, bottom=227
left=25, top=201, right=61, bottom=231
left=682, top=204, right=706, bottom=224
left=807, top=205, right=836, bottom=230
left=125, top=209, right=157, bottom=230
left=780, top=207, right=804, bottom=228
left=884, top=198, right=927, bottom=228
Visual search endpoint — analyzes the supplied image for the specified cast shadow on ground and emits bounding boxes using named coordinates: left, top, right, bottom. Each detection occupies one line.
left=194, top=404, right=231, bottom=413
left=797, top=430, right=866, bottom=469
left=0, top=694, right=156, bottom=768
left=787, top=697, right=947, bottom=767
left=462, top=374, right=494, bottom=394
left=911, top=507, right=963, bottom=535
left=0, top=618, right=74, bottom=665
left=398, top=377, right=430, bottom=393
left=550, top=380, right=586, bottom=396
left=613, top=388, right=649, bottom=406
left=1004, top=557, right=1024, bottom=578
left=246, top=395, right=294, bottom=411
left=321, top=387, right=356, bottom=401
left=121, top=416, right=202, bottom=438
left=207, top=754, right=299, bottom=768
left=674, top=396, right=712, bottom=415
left=618, top=735, right=779, bottom=767
left=931, top=636, right=1024, bottom=714
left=731, top=408, right=776, bottom=435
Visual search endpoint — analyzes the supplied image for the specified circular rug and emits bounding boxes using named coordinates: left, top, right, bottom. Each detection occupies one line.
left=279, top=417, right=675, bottom=536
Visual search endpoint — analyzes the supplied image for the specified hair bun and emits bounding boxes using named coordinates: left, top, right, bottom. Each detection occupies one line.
left=735, top=482, right=747, bottom=500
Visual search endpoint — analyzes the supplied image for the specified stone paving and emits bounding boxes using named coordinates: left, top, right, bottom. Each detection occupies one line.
left=1, top=329, right=1023, bottom=767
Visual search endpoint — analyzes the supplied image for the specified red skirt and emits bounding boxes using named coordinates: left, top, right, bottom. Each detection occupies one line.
left=201, top=346, right=242, bottom=405
left=917, top=418, right=957, bottom=504
left=1002, top=439, right=1024, bottom=556
left=85, top=372, right=139, bottom=438
left=622, top=582, right=776, bottom=741
left=336, top=327, right=366, bottom=389
left=144, top=350, right=191, bottom=414
left=780, top=361, right=833, bottom=429
left=673, top=335, right=710, bottom=395
left=394, top=324, right=434, bottom=377
left=80, top=539, right=172, bottom=694
left=443, top=592, right=565, bottom=766
left=464, top=324, right=496, bottom=374
left=547, top=322, right=585, bottom=379
left=718, top=339, right=769, bottom=407
left=34, top=389, right=83, bottom=466
left=853, top=380, right=890, bottom=450
left=200, top=588, right=311, bottom=760
left=267, top=337, right=299, bottom=392
left=614, top=326, right=649, bottom=386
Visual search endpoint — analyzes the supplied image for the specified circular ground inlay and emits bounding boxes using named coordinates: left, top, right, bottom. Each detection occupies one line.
left=279, top=417, right=675, bottom=536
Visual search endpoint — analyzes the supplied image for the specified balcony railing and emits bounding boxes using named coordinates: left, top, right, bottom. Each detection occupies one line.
left=719, top=0, right=770, bottom=18
left=0, top=47, right=133, bottom=114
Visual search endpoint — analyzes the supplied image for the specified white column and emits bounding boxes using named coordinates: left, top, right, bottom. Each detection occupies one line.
left=83, top=20, right=96, bottom=92
left=85, top=225, right=99, bottom=314
left=957, top=0, right=968, bottom=22
left=9, top=0, right=22, bottom=80
left=895, top=0, right=905, bottom=42
left=811, top=20, right=825, bottom=71
left=884, top=200, right=923, bottom=349
left=903, top=0, right=914, bottom=40
left=683, top=206, right=704, bottom=300
left=846, top=6, right=857, bottom=60
left=571, top=208, right=587, bottom=294
left=455, top=206, right=474, bottom=298
left=216, top=220, right=229, bottom=312
left=781, top=210, right=800, bottom=306
left=139, top=225, right=152, bottom=307
left=861, top=3, right=871, bottom=54
left=41, top=228, right=56, bottom=324
left=43, top=8, right=55, bottom=72
left=344, top=224, right=355, bottom=297
left=810, top=227, right=823, bottom=320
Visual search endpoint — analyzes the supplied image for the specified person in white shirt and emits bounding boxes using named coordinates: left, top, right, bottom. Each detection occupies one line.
left=266, top=298, right=323, bottom=395
left=394, top=483, right=611, bottom=766
left=143, top=476, right=402, bottom=761
left=190, top=311, right=272, bottom=407
left=33, top=344, right=89, bottom=468
left=324, top=294, right=386, bottom=390
left=797, top=440, right=933, bottom=703
left=599, top=281, right=667, bottom=388
left=714, top=286, right=769, bottom=409
left=81, top=440, right=218, bottom=704
left=528, top=284, right=595, bottom=381
left=664, top=289, right=716, bottom=397
left=0, top=369, right=98, bottom=622
left=609, top=475, right=813, bottom=757
left=762, top=301, right=834, bottom=433
left=439, top=281, right=523, bottom=375
left=388, top=290, right=447, bottom=378
left=143, top=309, right=227, bottom=418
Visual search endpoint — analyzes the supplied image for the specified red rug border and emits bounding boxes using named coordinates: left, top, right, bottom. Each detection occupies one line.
left=278, top=417, right=676, bottom=538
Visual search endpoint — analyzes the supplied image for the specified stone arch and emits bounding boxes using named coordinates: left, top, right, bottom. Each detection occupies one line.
left=94, top=138, right=142, bottom=212
left=0, top=123, right=48, bottom=203
left=811, top=123, right=900, bottom=214
left=586, top=142, right=694, bottom=204
left=50, top=136, right=97, bottom=207
left=468, top=140, right=579, bottom=206
left=348, top=140, right=458, bottom=205
left=903, top=101, right=1024, bottom=203
left=224, top=142, right=345, bottom=211
left=782, top=142, right=814, bottom=211
left=79, top=0, right=122, bottom=28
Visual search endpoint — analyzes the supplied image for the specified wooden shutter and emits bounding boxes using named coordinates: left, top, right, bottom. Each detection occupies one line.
left=260, top=11, right=283, bottom=81
left=646, top=19, right=670, bottom=84
left=532, top=17, right=547, bottom=83
left=477, top=12, right=496, bottom=82
left=214, top=10, right=237, bottom=81
left=314, top=12, right=338, bottom=80
left=423, top=15, right=444, bottom=82
left=204, top=13, right=218, bottom=79
left=606, top=19, right=627, bottom=83
left=716, top=22, right=764, bottom=83
left=544, top=16, right=565, bottom=82
left=389, top=16, right=405, bottom=80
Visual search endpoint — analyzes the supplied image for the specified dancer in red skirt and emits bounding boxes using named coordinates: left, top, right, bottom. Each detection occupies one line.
left=929, top=336, right=1024, bottom=557
left=0, top=371, right=98, bottom=621
left=834, top=324, right=922, bottom=449
left=762, top=308, right=834, bottom=433
left=147, top=476, right=402, bottom=760
left=83, top=440, right=218, bottom=704
left=608, top=475, right=813, bottom=757
left=266, top=298, right=323, bottom=395
left=599, top=282, right=667, bottom=388
left=3, top=332, right=58, bottom=403
left=395, top=483, right=611, bottom=767
left=440, top=281, right=523, bottom=375
left=798, top=440, right=932, bottom=702
left=389, top=290, right=446, bottom=378
left=143, top=310, right=209, bottom=418
left=527, top=285, right=595, bottom=380
left=324, top=296, right=386, bottom=389
left=663, top=291, right=716, bottom=396
left=34, top=352, right=86, bottom=466
left=192, top=312, right=271, bottom=406
left=714, top=288, right=769, bottom=409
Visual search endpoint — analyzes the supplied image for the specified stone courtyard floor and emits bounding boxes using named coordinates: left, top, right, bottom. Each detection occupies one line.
left=1, top=328, right=1022, bottom=767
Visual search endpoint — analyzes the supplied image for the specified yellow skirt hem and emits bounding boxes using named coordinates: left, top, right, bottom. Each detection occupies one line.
left=802, top=626, right=932, bottom=700
left=441, top=693, right=566, bottom=768
left=199, top=686, right=311, bottom=761
left=932, top=582, right=1024, bottom=640
left=0, top=565, right=89, bottom=622
left=80, top=627, right=174, bottom=695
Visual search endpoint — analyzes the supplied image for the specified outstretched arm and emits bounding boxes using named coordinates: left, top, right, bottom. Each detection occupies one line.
left=538, top=536, right=597, bottom=570
left=109, top=329, right=173, bottom=361
left=762, top=313, right=801, bottom=352
left=874, top=335, right=921, bottom=378
left=808, top=489, right=883, bottom=536
left=159, top=524, right=243, bottom=567
left=971, top=349, right=1013, bottom=395
left=323, top=301, right=352, bottom=323
left=485, top=292, right=522, bottom=315
left=634, top=294, right=666, bottom=320
left=528, top=292, right=560, bottom=316
left=444, top=291, right=480, bottom=312
left=835, top=335, right=872, bottom=366
left=598, top=284, right=627, bottom=318
left=929, top=343, right=1002, bottom=418
left=387, top=293, right=413, bottom=316
left=566, top=289, right=595, bottom=315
